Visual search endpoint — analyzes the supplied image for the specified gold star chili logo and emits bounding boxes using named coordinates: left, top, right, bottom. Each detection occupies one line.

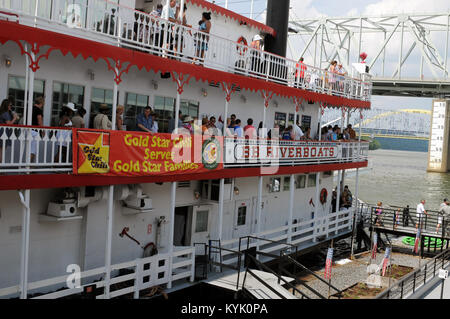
left=77, top=132, right=110, bottom=174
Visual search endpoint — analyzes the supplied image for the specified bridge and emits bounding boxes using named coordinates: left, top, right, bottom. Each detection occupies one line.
left=288, top=12, right=450, bottom=98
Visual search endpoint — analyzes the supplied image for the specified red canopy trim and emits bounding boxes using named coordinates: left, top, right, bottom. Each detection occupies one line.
left=186, top=0, right=276, bottom=36
left=0, top=21, right=370, bottom=109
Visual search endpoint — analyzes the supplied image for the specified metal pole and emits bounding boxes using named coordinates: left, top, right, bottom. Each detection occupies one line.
left=104, top=185, right=114, bottom=299
left=167, top=181, right=177, bottom=289
left=287, top=174, right=295, bottom=243
left=174, top=87, right=181, bottom=134
left=350, top=168, right=359, bottom=259
left=23, top=44, right=29, bottom=124
left=444, top=14, right=449, bottom=79
left=223, top=98, right=229, bottom=136
left=398, top=22, right=404, bottom=79
left=336, top=170, right=341, bottom=213
left=256, top=176, right=263, bottom=257
left=167, top=100, right=181, bottom=289
left=250, top=0, right=254, bottom=20
left=218, top=178, right=225, bottom=240
left=440, top=278, right=445, bottom=299
left=26, top=48, right=35, bottom=126
left=19, top=190, right=30, bottom=299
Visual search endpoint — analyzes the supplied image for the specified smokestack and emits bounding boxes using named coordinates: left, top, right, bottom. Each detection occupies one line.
left=265, top=0, right=290, bottom=57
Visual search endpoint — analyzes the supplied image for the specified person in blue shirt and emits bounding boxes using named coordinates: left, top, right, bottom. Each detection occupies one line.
left=282, top=126, right=293, bottom=140
left=136, top=106, right=153, bottom=133
left=233, top=119, right=243, bottom=137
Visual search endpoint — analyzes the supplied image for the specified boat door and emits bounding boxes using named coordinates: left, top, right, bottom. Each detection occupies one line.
left=190, top=205, right=212, bottom=250
left=232, top=199, right=253, bottom=239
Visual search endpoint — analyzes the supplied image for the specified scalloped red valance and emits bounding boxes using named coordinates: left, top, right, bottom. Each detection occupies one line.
left=0, top=20, right=370, bottom=110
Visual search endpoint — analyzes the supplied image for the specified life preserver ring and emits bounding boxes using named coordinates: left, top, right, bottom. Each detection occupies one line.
left=320, top=188, right=328, bottom=204
left=237, top=36, right=248, bottom=56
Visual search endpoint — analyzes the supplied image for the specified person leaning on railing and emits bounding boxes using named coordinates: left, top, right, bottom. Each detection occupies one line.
left=0, top=98, right=20, bottom=164
left=93, top=104, right=112, bottom=130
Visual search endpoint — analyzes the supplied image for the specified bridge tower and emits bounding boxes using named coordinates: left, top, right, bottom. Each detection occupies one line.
left=427, top=100, right=450, bottom=172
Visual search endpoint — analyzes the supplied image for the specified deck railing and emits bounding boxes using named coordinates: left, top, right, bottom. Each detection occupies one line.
left=0, top=207, right=353, bottom=299
left=0, top=245, right=195, bottom=299
left=0, top=125, right=369, bottom=175
left=0, top=0, right=372, bottom=102
left=376, top=248, right=450, bottom=299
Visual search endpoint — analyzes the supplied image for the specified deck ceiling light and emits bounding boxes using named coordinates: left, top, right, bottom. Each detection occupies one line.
left=233, top=187, right=239, bottom=196
left=4, top=56, right=11, bottom=68
left=201, top=88, right=208, bottom=97
left=87, top=69, right=95, bottom=81
left=194, top=190, right=201, bottom=200
left=151, top=80, right=158, bottom=90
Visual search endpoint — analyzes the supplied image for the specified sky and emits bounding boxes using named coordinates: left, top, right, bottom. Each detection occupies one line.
left=214, top=0, right=450, bottom=111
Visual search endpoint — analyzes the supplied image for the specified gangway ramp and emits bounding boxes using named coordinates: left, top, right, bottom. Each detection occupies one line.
left=206, top=269, right=297, bottom=299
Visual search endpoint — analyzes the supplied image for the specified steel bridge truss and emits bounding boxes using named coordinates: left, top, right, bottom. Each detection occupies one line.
left=289, top=13, right=450, bottom=97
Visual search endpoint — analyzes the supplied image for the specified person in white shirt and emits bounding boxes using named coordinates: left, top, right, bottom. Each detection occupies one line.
left=416, top=199, right=428, bottom=230
left=293, top=120, right=304, bottom=140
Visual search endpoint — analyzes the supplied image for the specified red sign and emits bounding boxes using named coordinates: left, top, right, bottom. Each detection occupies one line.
left=73, top=130, right=223, bottom=176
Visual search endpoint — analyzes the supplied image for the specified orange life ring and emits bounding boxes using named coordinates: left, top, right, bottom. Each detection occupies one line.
left=237, top=36, right=248, bottom=56
left=320, top=188, right=328, bottom=204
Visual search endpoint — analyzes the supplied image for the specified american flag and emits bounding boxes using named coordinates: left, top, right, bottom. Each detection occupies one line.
left=324, top=248, right=334, bottom=280
left=413, top=228, right=421, bottom=254
left=381, top=247, right=391, bottom=276
left=371, top=233, right=378, bottom=259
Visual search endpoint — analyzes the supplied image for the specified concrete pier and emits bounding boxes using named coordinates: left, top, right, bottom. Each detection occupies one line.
left=427, top=100, right=450, bottom=172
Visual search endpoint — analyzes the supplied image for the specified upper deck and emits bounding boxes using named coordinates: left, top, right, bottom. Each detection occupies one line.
left=0, top=0, right=372, bottom=105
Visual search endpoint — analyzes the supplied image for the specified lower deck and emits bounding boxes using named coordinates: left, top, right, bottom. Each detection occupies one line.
left=0, top=172, right=356, bottom=299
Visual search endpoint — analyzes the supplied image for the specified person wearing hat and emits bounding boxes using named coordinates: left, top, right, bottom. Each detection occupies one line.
left=54, top=102, right=76, bottom=163
left=437, top=198, right=450, bottom=234
left=182, top=116, right=194, bottom=134
left=72, top=106, right=86, bottom=128
left=136, top=106, right=153, bottom=133
left=250, top=34, right=263, bottom=74
left=58, top=102, right=76, bottom=127
left=93, top=103, right=112, bottom=130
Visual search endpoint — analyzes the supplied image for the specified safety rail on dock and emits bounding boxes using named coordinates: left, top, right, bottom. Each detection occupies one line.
left=375, top=248, right=450, bottom=299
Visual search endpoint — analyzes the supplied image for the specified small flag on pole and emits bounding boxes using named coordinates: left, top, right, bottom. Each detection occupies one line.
left=371, top=233, right=378, bottom=259
left=381, top=247, right=391, bottom=276
left=324, top=248, right=334, bottom=280
left=413, top=229, right=421, bottom=254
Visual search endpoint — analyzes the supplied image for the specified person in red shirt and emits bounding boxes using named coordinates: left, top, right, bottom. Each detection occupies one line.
left=244, top=118, right=257, bottom=139
left=295, top=57, right=307, bottom=88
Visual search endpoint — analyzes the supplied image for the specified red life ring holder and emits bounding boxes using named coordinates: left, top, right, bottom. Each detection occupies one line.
left=320, top=188, right=328, bottom=204
left=237, top=36, right=248, bottom=56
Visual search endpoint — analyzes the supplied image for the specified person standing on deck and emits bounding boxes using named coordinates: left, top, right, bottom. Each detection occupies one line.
left=416, top=199, right=428, bottom=230
left=402, top=205, right=412, bottom=227
left=437, top=198, right=450, bottom=234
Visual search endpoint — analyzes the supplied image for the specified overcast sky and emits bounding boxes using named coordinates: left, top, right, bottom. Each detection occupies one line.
left=218, top=0, right=450, bottom=110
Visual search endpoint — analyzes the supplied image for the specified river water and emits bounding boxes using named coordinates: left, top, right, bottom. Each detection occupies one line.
left=345, top=149, right=450, bottom=211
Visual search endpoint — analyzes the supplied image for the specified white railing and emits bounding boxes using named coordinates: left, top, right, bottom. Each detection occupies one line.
left=0, top=246, right=195, bottom=299
left=0, top=208, right=352, bottom=299
left=224, top=138, right=369, bottom=168
left=219, top=207, right=354, bottom=266
left=0, top=125, right=72, bottom=173
left=0, top=0, right=372, bottom=102
left=0, top=126, right=369, bottom=174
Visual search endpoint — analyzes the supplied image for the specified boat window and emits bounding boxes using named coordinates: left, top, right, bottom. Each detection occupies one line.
left=195, top=210, right=209, bottom=233
left=52, top=81, right=85, bottom=126
left=283, top=176, right=291, bottom=191
left=237, top=206, right=247, bottom=226
left=124, top=92, right=149, bottom=131
left=295, top=175, right=306, bottom=189
left=8, top=75, right=45, bottom=120
left=268, top=177, right=281, bottom=193
left=308, top=174, right=317, bottom=187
